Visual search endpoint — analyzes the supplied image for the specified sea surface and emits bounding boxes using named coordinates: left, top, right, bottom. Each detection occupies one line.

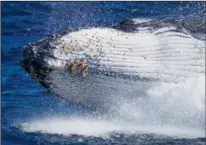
left=1, top=2, right=206, bottom=145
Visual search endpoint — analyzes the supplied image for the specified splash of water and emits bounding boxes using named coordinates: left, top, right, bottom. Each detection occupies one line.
left=21, top=117, right=204, bottom=138
left=21, top=75, right=205, bottom=138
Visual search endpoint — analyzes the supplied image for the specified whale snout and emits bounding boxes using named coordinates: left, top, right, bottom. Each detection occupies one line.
left=21, top=45, right=39, bottom=75
left=21, top=39, right=54, bottom=84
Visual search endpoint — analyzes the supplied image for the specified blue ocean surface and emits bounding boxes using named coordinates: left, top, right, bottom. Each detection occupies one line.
left=1, top=2, right=206, bottom=145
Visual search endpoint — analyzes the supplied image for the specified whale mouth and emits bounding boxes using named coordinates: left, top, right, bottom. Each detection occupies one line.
left=21, top=17, right=205, bottom=108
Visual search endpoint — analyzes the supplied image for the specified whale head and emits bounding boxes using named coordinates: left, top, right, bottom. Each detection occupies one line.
left=21, top=17, right=205, bottom=108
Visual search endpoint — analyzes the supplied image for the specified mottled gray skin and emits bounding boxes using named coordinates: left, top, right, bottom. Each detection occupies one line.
left=115, top=17, right=205, bottom=38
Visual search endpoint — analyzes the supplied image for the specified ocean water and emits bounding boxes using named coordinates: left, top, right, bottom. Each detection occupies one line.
left=1, top=2, right=206, bottom=145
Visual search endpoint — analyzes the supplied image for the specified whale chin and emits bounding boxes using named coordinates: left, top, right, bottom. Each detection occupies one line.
left=22, top=18, right=205, bottom=108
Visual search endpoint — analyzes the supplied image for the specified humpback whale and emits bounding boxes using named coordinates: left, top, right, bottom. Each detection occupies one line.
left=21, top=17, right=205, bottom=109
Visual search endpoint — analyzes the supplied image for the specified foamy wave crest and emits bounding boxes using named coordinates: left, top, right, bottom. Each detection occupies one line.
left=20, top=75, right=205, bottom=139
left=115, top=75, right=205, bottom=129
left=21, top=117, right=204, bottom=138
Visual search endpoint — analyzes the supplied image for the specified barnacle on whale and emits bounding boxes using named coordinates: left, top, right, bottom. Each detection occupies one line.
left=68, top=62, right=76, bottom=73
left=68, top=59, right=89, bottom=77
left=62, top=43, right=74, bottom=52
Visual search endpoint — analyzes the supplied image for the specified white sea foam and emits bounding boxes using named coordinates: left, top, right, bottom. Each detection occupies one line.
left=21, top=118, right=204, bottom=138
left=21, top=75, right=205, bottom=139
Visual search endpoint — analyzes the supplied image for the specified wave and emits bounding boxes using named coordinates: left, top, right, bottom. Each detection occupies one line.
left=21, top=116, right=204, bottom=138
left=20, top=74, right=205, bottom=138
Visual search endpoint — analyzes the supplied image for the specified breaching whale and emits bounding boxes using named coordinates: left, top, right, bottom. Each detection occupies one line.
left=21, top=17, right=205, bottom=108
